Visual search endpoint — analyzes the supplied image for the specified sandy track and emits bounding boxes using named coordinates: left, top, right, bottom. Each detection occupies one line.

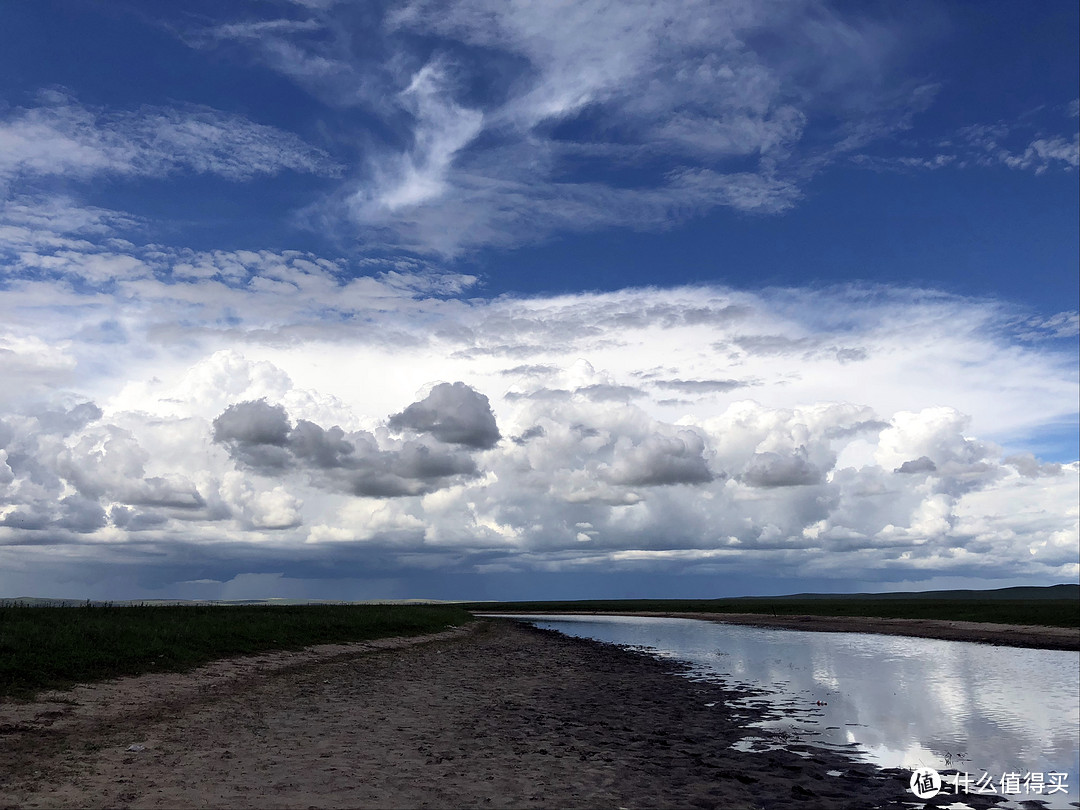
left=0, top=620, right=1008, bottom=810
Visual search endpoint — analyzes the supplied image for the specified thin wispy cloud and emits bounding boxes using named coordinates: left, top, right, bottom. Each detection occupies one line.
left=852, top=101, right=1080, bottom=175
left=172, top=0, right=945, bottom=255
left=0, top=92, right=341, bottom=186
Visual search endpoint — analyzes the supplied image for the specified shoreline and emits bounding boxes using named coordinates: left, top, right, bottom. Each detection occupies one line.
left=0, top=619, right=1012, bottom=809
left=487, top=610, right=1080, bottom=651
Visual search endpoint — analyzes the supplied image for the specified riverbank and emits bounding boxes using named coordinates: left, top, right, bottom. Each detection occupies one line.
left=0, top=620, right=1008, bottom=810
left=523, top=611, right=1080, bottom=650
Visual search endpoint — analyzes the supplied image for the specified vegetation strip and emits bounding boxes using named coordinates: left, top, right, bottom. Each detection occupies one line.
left=461, top=592, right=1080, bottom=629
left=0, top=603, right=472, bottom=699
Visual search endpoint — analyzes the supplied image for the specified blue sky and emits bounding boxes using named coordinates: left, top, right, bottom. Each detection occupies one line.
left=0, top=0, right=1076, bottom=601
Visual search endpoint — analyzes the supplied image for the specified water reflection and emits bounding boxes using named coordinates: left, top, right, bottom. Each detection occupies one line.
left=487, top=614, right=1079, bottom=809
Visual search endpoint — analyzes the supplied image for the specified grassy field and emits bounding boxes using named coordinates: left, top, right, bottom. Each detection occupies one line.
left=0, top=603, right=472, bottom=699
left=463, top=595, right=1080, bottom=628
left=4, top=588, right=1075, bottom=699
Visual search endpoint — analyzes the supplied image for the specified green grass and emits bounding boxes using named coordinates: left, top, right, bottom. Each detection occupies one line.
left=463, top=597, right=1080, bottom=628
left=0, top=603, right=472, bottom=699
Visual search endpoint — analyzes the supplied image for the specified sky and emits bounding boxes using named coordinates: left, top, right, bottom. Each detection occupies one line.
left=0, top=0, right=1077, bottom=601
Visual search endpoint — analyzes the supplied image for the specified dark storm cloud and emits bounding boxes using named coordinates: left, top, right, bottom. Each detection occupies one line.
left=109, top=505, right=170, bottom=531
left=212, top=400, right=293, bottom=469
left=213, top=395, right=488, bottom=498
left=392, top=443, right=477, bottom=479
left=388, top=382, right=501, bottom=449
left=213, top=400, right=291, bottom=446
left=34, top=402, right=103, bottom=435
left=125, top=478, right=206, bottom=509
left=1, top=495, right=106, bottom=534
left=339, top=445, right=478, bottom=498
left=58, top=495, right=108, bottom=533
left=742, top=448, right=823, bottom=487
left=894, top=456, right=937, bottom=474
left=608, top=432, right=715, bottom=487
left=288, top=420, right=355, bottom=468
left=0, top=507, right=53, bottom=531
left=512, top=425, right=546, bottom=445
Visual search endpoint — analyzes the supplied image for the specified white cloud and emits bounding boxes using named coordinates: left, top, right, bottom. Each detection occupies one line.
left=958, top=123, right=1079, bottom=174
left=1012, top=311, right=1080, bottom=341
left=221, top=471, right=303, bottom=530
left=357, top=60, right=484, bottom=213
left=854, top=112, right=1079, bottom=177
left=373, top=0, right=923, bottom=253
left=174, top=0, right=937, bottom=255
left=0, top=93, right=341, bottom=185
left=0, top=202, right=1075, bottom=593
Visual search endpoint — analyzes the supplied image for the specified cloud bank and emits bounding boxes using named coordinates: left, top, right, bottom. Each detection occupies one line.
left=0, top=197, right=1075, bottom=598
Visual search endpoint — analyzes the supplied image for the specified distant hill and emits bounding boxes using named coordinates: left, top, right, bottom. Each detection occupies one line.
left=459, top=584, right=1080, bottom=629
left=0, top=597, right=454, bottom=607
left=4, top=585, right=1076, bottom=608
left=755, top=584, right=1079, bottom=601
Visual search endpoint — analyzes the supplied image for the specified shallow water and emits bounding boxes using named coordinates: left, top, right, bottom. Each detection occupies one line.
left=486, top=614, right=1080, bottom=809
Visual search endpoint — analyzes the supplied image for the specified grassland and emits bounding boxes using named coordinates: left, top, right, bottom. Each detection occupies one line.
left=0, top=602, right=472, bottom=699
left=3, top=586, right=1075, bottom=699
left=463, top=593, right=1080, bottom=628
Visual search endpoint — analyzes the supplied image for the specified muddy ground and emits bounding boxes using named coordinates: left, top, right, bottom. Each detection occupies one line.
left=0, top=619, right=1017, bottom=809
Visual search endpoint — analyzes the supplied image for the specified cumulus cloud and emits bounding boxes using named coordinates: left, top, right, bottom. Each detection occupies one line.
left=0, top=196, right=1075, bottom=592
left=875, top=408, right=996, bottom=480
left=743, top=447, right=823, bottom=487
left=894, top=456, right=937, bottom=475
left=214, top=400, right=292, bottom=448
left=2, top=359, right=1077, bottom=593
left=213, top=402, right=294, bottom=471
left=607, top=431, right=714, bottom=487
left=220, top=471, right=303, bottom=530
left=0, top=404, right=208, bottom=540
left=213, top=397, right=483, bottom=498
left=389, top=382, right=501, bottom=449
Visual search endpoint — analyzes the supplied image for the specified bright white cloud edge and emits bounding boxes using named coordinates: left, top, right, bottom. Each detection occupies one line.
left=1, top=226, right=1076, bottom=599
